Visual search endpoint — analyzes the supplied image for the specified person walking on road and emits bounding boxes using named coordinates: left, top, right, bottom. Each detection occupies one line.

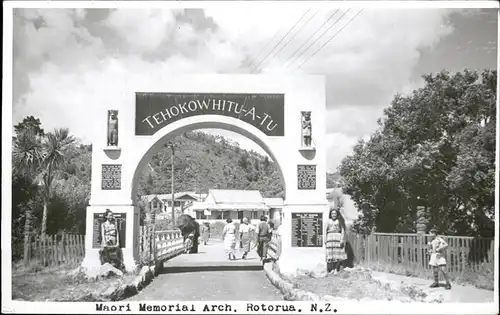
left=256, top=216, right=271, bottom=262
left=239, top=217, right=254, bottom=259
left=325, top=207, right=347, bottom=274
left=201, top=222, right=210, bottom=245
left=428, top=227, right=452, bottom=290
left=222, top=218, right=237, bottom=260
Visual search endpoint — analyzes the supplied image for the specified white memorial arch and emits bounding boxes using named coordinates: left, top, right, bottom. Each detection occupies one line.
left=82, top=75, right=329, bottom=274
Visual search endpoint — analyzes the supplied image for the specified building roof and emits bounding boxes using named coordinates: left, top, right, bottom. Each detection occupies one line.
left=155, top=192, right=201, bottom=201
left=192, top=203, right=269, bottom=211
left=140, top=195, right=160, bottom=203
left=192, top=189, right=269, bottom=211
left=263, top=198, right=284, bottom=207
left=209, top=189, right=265, bottom=204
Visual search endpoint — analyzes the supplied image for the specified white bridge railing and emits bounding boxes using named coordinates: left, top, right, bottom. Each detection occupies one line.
left=139, top=227, right=191, bottom=265
left=155, top=230, right=190, bottom=261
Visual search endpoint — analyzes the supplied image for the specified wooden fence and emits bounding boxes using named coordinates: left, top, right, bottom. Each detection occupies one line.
left=139, top=226, right=188, bottom=265
left=26, top=234, right=85, bottom=267
left=345, top=232, right=495, bottom=275
left=23, top=227, right=189, bottom=268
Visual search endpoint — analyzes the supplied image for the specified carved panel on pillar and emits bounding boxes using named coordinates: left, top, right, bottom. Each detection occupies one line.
left=92, top=212, right=127, bottom=248
left=291, top=212, right=323, bottom=247
left=297, top=164, right=316, bottom=190
left=102, top=164, right=122, bottom=190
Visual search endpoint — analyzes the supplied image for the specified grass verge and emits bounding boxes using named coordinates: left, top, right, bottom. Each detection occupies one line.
left=284, top=266, right=435, bottom=302
left=12, top=260, right=138, bottom=302
left=359, top=261, right=494, bottom=291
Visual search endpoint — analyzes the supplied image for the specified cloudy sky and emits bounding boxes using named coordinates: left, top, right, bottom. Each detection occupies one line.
left=11, top=5, right=497, bottom=173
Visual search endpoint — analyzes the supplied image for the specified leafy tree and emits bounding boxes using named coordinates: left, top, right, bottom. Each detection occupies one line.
left=14, top=116, right=45, bottom=137
left=38, top=128, right=76, bottom=235
left=12, top=121, right=45, bottom=263
left=339, top=69, right=496, bottom=236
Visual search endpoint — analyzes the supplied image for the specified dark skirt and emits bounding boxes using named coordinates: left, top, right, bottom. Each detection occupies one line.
left=99, top=246, right=125, bottom=271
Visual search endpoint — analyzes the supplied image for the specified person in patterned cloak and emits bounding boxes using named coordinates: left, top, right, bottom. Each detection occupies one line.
left=99, top=209, right=124, bottom=271
left=324, top=207, right=347, bottom=274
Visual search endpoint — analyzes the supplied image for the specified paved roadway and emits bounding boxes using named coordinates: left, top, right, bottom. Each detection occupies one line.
left=127, top=240, right=283, bottom=301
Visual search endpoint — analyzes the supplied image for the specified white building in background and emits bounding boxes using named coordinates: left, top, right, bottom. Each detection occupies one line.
left=140, top=191, right=205, bottom=220
left=326, top=187, right=358, bottom=226
left=263, top=197, right=284, bottom=227
left=189, top=189, right=283, bottom=225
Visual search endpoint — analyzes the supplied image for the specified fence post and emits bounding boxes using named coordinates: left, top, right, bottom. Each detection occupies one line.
left=25, top=233, right=32, bottom=266
left=50, top=235, right=55, bottom=266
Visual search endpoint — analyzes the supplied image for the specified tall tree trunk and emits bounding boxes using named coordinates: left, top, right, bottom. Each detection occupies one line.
left=415, top=205, right=428, bottom=234
left=23, top=206, right=32, bottom=266
left=41, top=199, right=48, bottom=236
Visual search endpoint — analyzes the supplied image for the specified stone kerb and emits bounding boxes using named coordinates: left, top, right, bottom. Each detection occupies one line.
left=106, top=232, right=190, bottom=301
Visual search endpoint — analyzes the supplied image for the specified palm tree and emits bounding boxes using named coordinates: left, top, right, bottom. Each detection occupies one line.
left=38, top=128, right=75, bottom=236
left=12, top=127, right=45, bottom=265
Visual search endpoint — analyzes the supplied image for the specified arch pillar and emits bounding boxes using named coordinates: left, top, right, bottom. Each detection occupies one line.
left=81, top=75, right=328, bottom=275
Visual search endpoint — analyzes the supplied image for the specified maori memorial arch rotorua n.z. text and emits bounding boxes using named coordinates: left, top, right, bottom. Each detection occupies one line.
left=82, top=75, right=328, bottom=275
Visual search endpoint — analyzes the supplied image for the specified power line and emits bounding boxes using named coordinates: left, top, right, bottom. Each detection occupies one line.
left=249, top=9, right=312, bottom=74
left=249, top=9, right=312, bottom=73
left=244, top=21, right=288, bottom=72
left=267, top=9, right=321, bottom=68
left=297, top=9, right=364, bottom=69
left=287, top=8, right=352, bottom=70
left=282, top=9, right=341, bottom=69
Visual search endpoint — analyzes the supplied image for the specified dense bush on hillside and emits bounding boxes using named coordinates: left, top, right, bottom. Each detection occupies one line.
left=136, top=131, right=285, bottom=198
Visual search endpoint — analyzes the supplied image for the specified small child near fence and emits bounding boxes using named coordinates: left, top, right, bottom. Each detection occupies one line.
left=184, top=233, right=194, bottom=254
left=428, top=227, right=452, bottom=290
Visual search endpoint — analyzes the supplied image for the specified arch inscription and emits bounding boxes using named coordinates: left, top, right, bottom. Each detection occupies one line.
left=135, top=93, right=285, bottom=136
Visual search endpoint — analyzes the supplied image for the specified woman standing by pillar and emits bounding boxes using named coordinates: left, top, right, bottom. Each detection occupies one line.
left=100, top=209, right=124, bottom=270
left=324, top=207, right=347, bottom=274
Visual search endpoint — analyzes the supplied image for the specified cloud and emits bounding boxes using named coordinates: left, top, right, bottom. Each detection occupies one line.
left=12, top=7, right=462, bottom=177
left=105, top=9, right=177, bottom=53
left=326, top=105, right=385, bottom=137
left=208, top=8, right=456, bottom=108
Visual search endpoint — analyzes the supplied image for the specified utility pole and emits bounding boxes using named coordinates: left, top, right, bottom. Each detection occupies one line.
left=170, top=143, right=175, bottom=227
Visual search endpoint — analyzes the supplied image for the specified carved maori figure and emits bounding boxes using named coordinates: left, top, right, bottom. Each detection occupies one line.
left=107, top=110, right=119, bottom=146
left=301, top=111, right=312, bottom=147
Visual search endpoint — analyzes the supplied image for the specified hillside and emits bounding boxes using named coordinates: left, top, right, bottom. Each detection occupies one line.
left=136, top=131, right=341, bottom=198
left=136, top=131, right=285, bottom=198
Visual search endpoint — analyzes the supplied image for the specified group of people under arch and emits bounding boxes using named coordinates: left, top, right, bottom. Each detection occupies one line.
left=222, top=215, right=275, bottom=261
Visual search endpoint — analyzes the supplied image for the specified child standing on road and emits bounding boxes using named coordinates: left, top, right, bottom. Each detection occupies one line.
left=184, top=233, right=194, bottom=254
left=428, top=228, right=452, bottom=290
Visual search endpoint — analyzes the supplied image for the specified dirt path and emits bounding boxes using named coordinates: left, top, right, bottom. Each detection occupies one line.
left=127, top=240, right=282, bottom=301
left=126, top=270, right=282, bottom=301
left=371, top=271, right=495, bottom=303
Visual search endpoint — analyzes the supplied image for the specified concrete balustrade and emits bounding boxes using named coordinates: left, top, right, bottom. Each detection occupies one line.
left=154, top=230, right=189, bottom=262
